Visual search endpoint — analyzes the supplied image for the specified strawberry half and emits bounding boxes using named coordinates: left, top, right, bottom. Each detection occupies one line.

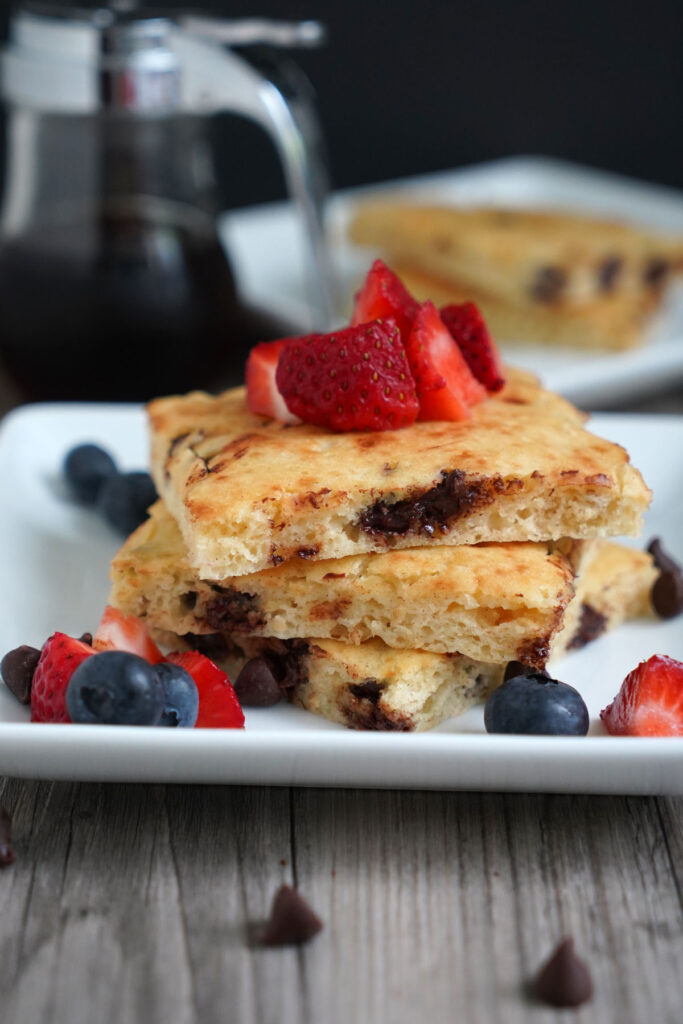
left=276, top=319, right=419, bottom=432
left=405, top=301, right=487, bottom=421
left=31, top=632, right=94, bottom=723
left=166, top=651, right=245, bottom=728
left=600, top=654, right=683, bottom=737
left=93, top=605, right=163, bottom=664
left=351, top=259, right=420, bottom=340
left=440, top=302, right=505, bottom=393
left=246, top=339, right=304, bottom=424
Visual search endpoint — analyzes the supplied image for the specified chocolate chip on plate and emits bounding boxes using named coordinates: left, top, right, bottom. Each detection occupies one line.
left=534, top=937, right=593, bottom=1008
left=0, top=806, right=16, bottom=868
left=234, top=657, right=282, bottom=707
left=647, top=538, right=683, bottom=619
left=260, top=884, right=323, bottom=946
left=1, top=645, right=40, bottom=705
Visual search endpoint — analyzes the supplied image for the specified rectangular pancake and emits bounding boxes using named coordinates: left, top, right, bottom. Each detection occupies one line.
left=109, top=500, right=582, bottom=669
left=151, top=630, right=505, bottom=733
left=550, top=540, right=656, bottom=659
left=148, top=536, right=657, bottom=732
left=148, top=368, right=651, bottom=579
left=349, top=202, right=683, bottom=310
left=391, top=263, right=661, bottom=352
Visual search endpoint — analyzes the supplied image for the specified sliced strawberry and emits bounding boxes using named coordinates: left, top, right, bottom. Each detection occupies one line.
left=440, top=302, right=505, bottom=393
left=404, top=301, right=487, bottom=421
left=166, top=651, right=245, bottom=728
left=600, top=654, right=683, bottom=737
left=351, top=259, right=420, bottom=340
left=31, top=633, right=94, bottom=723
left=276, top=319, right=419, bottom=432
left=246, top=339, right=304, bottom=424
left=93, top=605, right=163, bottom=664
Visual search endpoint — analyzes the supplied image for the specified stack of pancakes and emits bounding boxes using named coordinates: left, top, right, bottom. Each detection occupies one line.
left=349, top=204, right=683, bottom=350
left=109, top=367, right=656, bottom=731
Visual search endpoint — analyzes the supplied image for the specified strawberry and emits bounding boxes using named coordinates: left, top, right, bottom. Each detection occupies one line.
left=600, top=654, right=683, bottom=737
left=93, top=605, right=163, bottom=664
left=246, top=339, right=304, bottom=423
left=405, top=301, right=487, bottom=421
left=276, top=319, right=419, bottom=432
left=351, top=260, right=420, bottom=340
left=31, top=633, right=94, bottom=723
left=440, top=302, right=505, bottom=393
left=166, top=651, right=245, bottom=728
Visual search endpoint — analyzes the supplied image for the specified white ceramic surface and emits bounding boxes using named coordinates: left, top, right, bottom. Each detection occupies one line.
left=221, top=156, right=683, bottom=407
left=0, top=404, right=682, bottom=792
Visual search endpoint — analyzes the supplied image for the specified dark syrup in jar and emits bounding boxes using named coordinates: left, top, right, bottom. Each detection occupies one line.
left=0, top=200, right=243, bottom=401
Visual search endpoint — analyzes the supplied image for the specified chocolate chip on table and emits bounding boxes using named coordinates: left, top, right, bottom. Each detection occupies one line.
left=533, top=937, right=593, bottom=1008
left=1, top=645, right=40, bottom=705
left=647, top=538, right=683, bottom=619
left=0, top=806, right=16, bottom=868
left=234, top=658, right=282, bottom=707
left=259, top=885, right=323, bottom=946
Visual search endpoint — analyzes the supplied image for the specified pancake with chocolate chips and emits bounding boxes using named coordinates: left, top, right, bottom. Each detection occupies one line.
left=109, top=500, right=582, bottom=669
left=148, top=367, right=650, bottom=579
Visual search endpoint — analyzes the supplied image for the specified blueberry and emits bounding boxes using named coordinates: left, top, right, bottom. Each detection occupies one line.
left=66, top=651, right=164, bottom=725
left=98, top=471, right=157, bottom=535
left=484, top=671, right=589, bottom=736
left=64, top=444, right=118, bottom=504
left=155, top=662, right=199, bottom=727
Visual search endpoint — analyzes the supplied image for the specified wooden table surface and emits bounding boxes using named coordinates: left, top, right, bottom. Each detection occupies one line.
left=1, top=380, right=682, bottom=1024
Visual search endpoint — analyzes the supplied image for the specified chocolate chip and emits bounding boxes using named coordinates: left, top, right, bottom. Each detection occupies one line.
left=597, top=255, right=623, bottom=292
left=0, top=806, right=16, bottom=868
left=260, top=885, right=323, bottom=945
left=234, top=658, right=282, bottom=707
left=504, top=661, right=549, bottom=683
left=643, top=257, right=669, bottom=288
left=534, top=937, right=593, bottom=1007
left=567, top=604, right=608, bottom=650
left=1, top=645, right=40, bottom=705
left=530, top=265, right=567, bottom=303
left=648, top=538, right=683, bottom=619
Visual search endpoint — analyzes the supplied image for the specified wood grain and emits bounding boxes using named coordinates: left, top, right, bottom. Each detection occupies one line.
left=0, top=779, right=681, bottom=1024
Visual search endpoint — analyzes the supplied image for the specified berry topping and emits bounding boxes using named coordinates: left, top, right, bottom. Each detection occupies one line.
left=155, top=661, right=199, bottom=727
left=600, top=654, right=683, bottom=737
left=534, top=938, right=593, bottom=1008
left=93, top=605, right=163, bottom=664
left=234, top=657, right=282, bottom=707
left=647, top=538, right=683, bottom=619
left=276, top=320, right=419, bottom=432
left=64, top=443, right=118, bottom=504
left=246, top=338, right=303, bottom=423
left=484, top=671, right=589, bottom=736
left=260, top=885, right=323, bottom=945
left=166, top=651, right=244, bottom=728
left=31, top=632, right=94, bottom=723
left=98, top=471, right=157, bottom=536
left=66, top=651, right=165, bottom=725
left=351, top=259, right=420, bottom=340
left=1, top=645, right=41, bottom=705
left=404, top=301, right=487, bottom=421
left=440, top=302, right=506, bottom=392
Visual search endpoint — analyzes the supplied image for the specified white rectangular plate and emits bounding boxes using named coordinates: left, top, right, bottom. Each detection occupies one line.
left=0, top=404, right=682, bottom=793
left=222, top=156, right=683, bottom=407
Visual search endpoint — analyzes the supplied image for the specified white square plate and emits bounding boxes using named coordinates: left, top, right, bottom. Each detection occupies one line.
left=222, top=156, right=683, bottom=407
left=0, top=404, right=682, bottom=793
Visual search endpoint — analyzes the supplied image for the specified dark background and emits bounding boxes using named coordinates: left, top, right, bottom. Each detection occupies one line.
left=1, top=0, right=682, bottom=207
